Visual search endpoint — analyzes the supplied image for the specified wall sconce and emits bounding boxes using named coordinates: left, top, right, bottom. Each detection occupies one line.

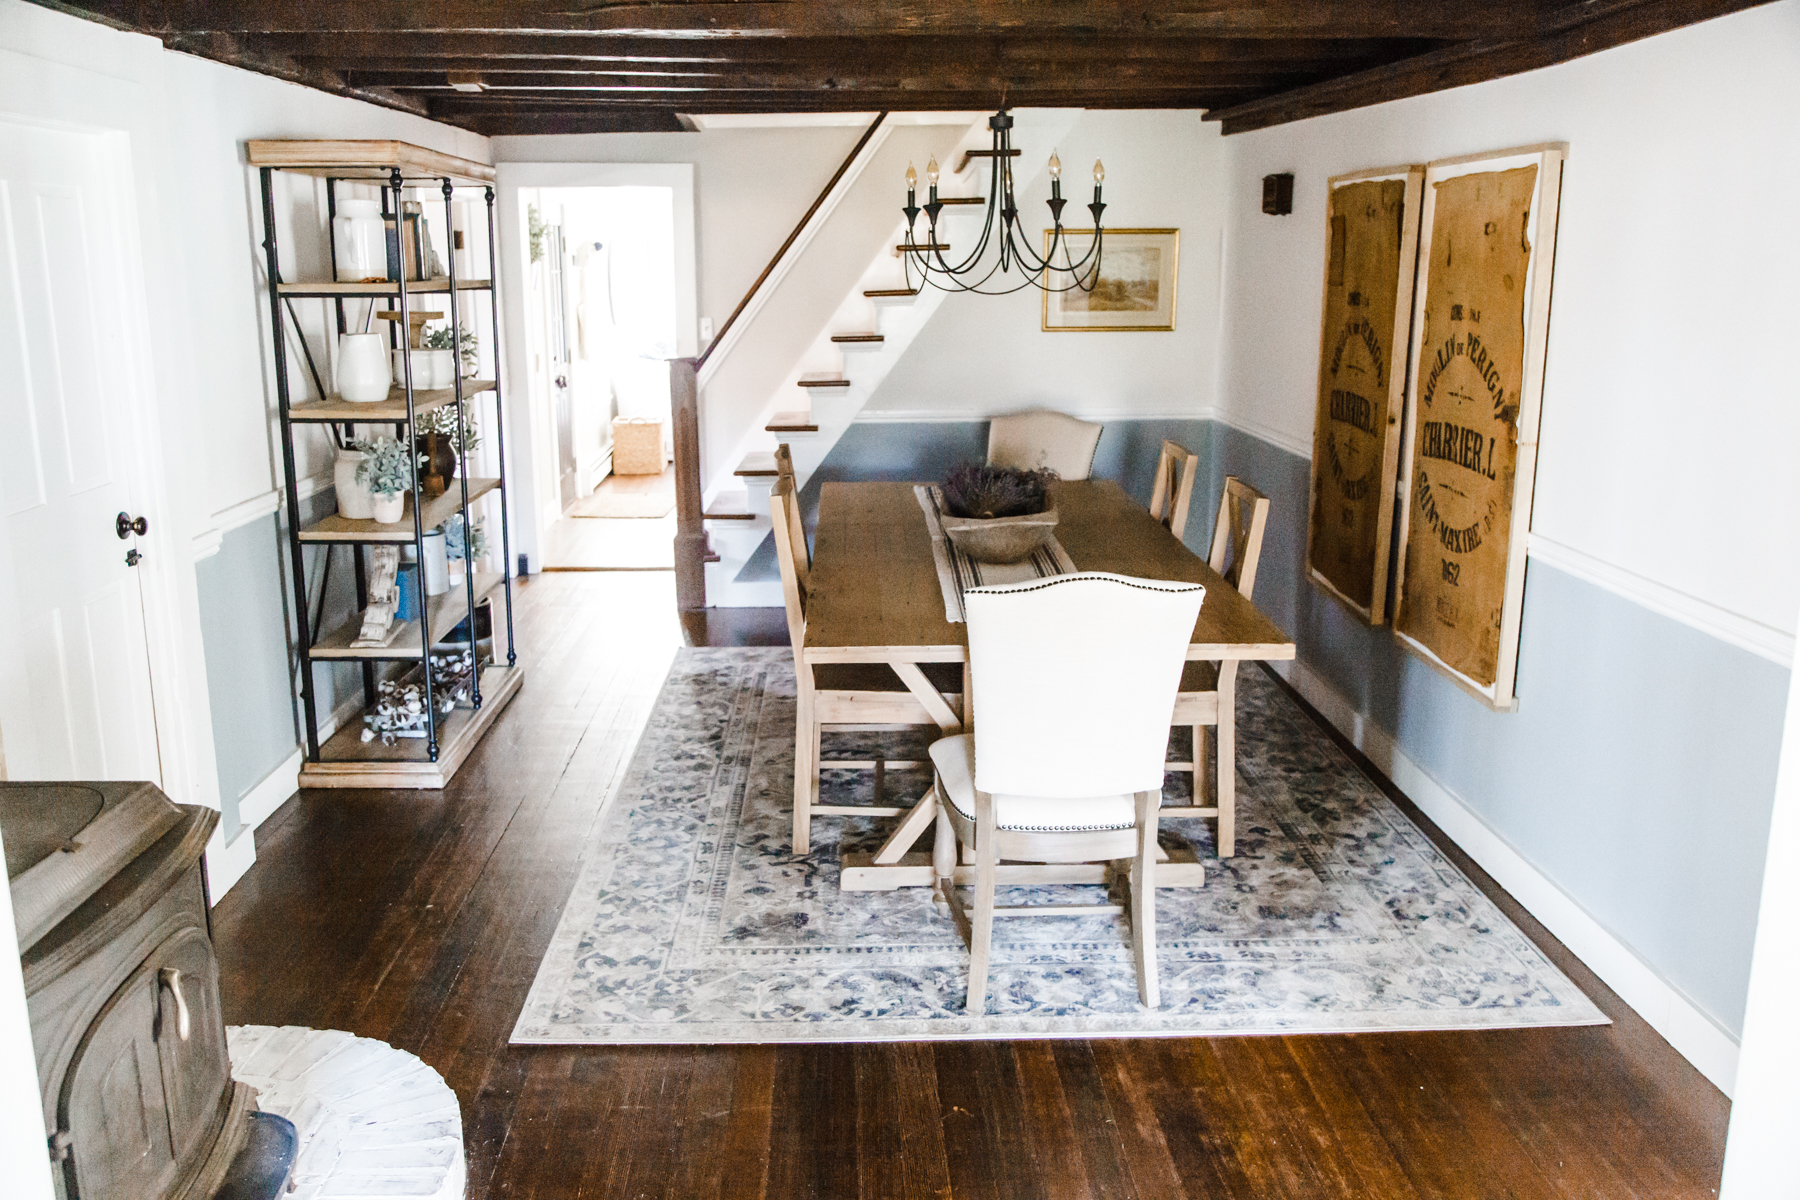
left=1262, top=173, right=1294, bottom=216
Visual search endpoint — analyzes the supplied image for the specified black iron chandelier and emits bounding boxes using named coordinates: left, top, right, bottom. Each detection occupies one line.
left=900, top=107, right=1107, bottom=296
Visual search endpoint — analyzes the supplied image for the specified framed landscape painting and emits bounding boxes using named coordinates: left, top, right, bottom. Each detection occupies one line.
left=1042, top=228, right=1178, bottom=331
left=1306, top=164, right=1425, bottom=626
left=1393, top=143, right=1567, bottom=711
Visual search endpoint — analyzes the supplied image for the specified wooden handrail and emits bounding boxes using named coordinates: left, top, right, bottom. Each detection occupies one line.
left=696, top=110, right=889, bottom=369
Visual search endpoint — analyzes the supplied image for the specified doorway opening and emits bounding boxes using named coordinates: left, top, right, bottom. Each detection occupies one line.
left=520, top=186, right=678, bottom=571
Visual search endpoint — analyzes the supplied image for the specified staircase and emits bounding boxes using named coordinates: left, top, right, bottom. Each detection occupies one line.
left=690, top=109, right=1082, bottom=607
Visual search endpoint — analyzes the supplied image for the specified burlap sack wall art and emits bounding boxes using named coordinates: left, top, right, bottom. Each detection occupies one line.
left=1394, top=144, right=1567, bottom=710
left=1307, top=167, right=1423, bottom=624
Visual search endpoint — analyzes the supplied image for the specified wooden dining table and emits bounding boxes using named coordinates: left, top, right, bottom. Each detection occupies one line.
left=805, top=478, right=1296, bottom=892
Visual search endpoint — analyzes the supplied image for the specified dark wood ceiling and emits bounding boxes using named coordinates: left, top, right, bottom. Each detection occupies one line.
left=36, top=0, right=1772, bottom=136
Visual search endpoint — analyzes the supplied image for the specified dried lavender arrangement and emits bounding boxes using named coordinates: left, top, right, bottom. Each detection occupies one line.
left=940, top=461, right=1058, bottom=519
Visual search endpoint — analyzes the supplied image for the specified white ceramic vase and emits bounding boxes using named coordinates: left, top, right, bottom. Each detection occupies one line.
left=425, top=349, right=456, bottom=390
left=337, top=333, right=391, bottom=402
left=421, top=529, right=449, bottom=596
left=333, top=449, right=374, bottom=520
left=332, top=199, right=388, bottom=282
left=371, top=490, right=405, bottom=525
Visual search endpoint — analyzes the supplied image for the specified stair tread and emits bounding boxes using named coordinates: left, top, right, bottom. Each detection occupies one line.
left=735, top=452, right=779, bottom=476
left=704, top=510, right=757, bottom=520
left=957, top=147, right=1021, bottom=173
left=864, top=288, right=919, bottom=298
left=895, top=242, right=950, bottom=254
left=766, top=410, right=819, bottom=432
left=937, top=196, right=986, bottom=206
left=797, top=377, right=852, bottom=388
left=831, top=333, right=884, bottom=343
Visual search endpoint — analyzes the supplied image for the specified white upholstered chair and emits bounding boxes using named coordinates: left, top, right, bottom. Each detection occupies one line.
left=929, top=572, right=1206, bottom=1013
left=1163, top=476, right=1270, bottom=858
left=1147, top=438, right=1201, bottom=541
left=771, top=475, right=964, bottom=853
left=987, top=410, right=1103, bottom=480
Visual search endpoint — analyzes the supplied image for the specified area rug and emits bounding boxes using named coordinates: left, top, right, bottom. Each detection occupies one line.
left=569, top=474, right=675, bottom=519
left=512, top=648, right=1605, bottom=1043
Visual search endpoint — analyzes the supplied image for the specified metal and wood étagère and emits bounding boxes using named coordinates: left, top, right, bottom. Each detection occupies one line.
left=249, top=140, right=522, bottom=789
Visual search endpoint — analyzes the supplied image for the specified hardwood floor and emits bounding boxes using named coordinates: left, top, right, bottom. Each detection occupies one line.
left=213, top=571, right=1730, bottom=1198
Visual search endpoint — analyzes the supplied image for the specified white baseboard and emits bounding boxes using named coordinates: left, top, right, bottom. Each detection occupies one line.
left=201, top=690, right=359, bottom=905
left=1280, top=656, right=1742, bottom=1097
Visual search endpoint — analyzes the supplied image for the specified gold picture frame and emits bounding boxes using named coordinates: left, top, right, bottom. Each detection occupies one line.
left=1041, top=228, right=1178, bottom=332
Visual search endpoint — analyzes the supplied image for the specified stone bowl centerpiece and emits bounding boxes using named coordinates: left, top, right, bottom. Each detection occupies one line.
left=938, top=461, right=1060, bottom=564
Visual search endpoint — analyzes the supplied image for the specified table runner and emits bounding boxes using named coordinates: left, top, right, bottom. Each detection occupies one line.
left=914, top=485, right=1077, bottom=622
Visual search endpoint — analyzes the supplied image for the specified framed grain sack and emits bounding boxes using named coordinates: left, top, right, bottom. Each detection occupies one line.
left=1394, top=143, right=1567, bottom=711
left=1306, top=165, right=1424, bottom=624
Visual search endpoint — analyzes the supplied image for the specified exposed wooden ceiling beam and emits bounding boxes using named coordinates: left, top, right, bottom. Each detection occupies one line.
left=347, top=65, right=1340, bottom=95
left=50, top=0, right=1549, bottom=41
left=155, top=30, right=430, bottom=117
left=1209, top=0, right=1779, bottom=132
left=261, top=33, right=1440, bottom=67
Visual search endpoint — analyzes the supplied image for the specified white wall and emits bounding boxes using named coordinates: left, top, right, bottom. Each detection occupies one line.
left=1207, top=0, right=1800, bottom=1092
left=867, top=110, right=1229, bottom=422
left=1216, top=0, right=1800, bottom=649
left=493, top=127, right=865, bottom=346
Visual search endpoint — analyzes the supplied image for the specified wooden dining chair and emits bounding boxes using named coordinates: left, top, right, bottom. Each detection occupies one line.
left=928, top=572, right=1206, bottom=1013
left=1147, top=438, right=1201, bottom=541
left=774, top=441, right=795, bottom=485
left=771, top=475, right=964, bottom=854
left=1162, top=476, right=1269, bottom=859
left=987, top=410, right=1103, bottom=480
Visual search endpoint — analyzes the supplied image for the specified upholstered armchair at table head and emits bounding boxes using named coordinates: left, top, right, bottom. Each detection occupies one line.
left=986, top=410, right=1103, bottom=480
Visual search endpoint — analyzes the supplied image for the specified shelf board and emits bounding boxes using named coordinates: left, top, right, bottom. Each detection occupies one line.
left=278, top=278, right=492, bottom=298
left=289, top=379, right=496, bottom=423
left=309, top=572, right=503, bottom=660
left=246, top=140, right=496, bottom=185
left=299, top=477, right=500, bottom=543
left=299, top=664, right=523, bottom=790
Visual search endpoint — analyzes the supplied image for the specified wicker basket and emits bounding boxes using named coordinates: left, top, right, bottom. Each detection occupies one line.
left=611, top=416, right=664, bottom=475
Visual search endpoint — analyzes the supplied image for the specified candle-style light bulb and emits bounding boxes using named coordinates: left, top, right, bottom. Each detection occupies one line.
left=1048, top=150, right=1062, bottom=180
left=1093, top=159, right=1105, bottom=185
left=906, top=162, right=917, bottom=189
left=926, top=156, right=940, bottom=186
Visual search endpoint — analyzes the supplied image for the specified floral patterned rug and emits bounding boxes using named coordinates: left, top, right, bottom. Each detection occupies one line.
left=511, top=648, right=1604, bottom=1043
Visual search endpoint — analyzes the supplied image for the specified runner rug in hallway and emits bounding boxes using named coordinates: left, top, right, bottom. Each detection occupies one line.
left=513, top=648, right=1605, bottom=1044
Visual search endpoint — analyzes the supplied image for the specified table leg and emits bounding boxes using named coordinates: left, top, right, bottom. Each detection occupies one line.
left=872, top=783, right=939, bottom=864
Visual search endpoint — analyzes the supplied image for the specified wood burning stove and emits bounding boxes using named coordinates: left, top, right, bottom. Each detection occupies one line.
left=3, top=781, right=282, bottom=1200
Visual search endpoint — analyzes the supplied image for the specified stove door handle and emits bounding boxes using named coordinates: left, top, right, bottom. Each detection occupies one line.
left=158, top=967, right=191, bottom=1040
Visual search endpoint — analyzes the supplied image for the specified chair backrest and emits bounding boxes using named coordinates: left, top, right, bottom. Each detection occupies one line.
left=987, top=410, right=1103, bottom=480
left=965, top=573, right=1204, bottom=799
left=769, top=475, right=809, bottom=655
left=1148, top=439, right=1200, bottom=541
left=1208, top=476, right=1271, bottom=599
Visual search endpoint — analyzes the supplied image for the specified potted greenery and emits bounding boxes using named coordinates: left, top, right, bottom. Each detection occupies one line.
left=414, top=406, right=481, bottom=497
left=938, top=461, right=1060, bottom=563
left=422, top=321, right=479, bottom=379
left=356, top=434, right=421, bottom=524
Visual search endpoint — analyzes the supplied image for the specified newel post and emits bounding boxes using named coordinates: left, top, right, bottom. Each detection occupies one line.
left=670, top=356, right=707, bottom=611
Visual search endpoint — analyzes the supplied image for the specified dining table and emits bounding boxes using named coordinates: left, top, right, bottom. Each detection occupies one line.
left=804, top=478, right=1296, bottom=892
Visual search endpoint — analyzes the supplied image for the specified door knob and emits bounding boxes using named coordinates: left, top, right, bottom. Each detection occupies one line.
left=115, top=512, right=148, bottom=539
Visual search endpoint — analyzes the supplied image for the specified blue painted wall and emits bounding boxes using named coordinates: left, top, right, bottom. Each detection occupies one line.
left=796, top=415, right=1785, bottom=1037
left=193, top=494, right=366, bottom=838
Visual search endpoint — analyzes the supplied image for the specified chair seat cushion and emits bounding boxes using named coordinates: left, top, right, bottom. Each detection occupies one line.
left=813, top=660, right=961, bottom=694
left=928, top=734, right=1136, bottom=833
left=1179, top=659, right=1220, bottom=692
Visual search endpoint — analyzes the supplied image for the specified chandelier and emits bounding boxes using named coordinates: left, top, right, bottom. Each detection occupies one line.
left=900, top=107, right=1107, bottom=296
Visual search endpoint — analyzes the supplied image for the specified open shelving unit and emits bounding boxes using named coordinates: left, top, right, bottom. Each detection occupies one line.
left=249, top=139, right=522, bottom=790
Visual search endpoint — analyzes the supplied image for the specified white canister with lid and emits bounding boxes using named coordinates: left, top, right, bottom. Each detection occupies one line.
left=332, top=199, right=389, bottom=282
left=333, top=448, right=374, bottom=519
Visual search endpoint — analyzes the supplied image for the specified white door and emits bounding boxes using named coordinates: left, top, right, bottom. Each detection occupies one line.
left=0, top=120, right=161, bottom=784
